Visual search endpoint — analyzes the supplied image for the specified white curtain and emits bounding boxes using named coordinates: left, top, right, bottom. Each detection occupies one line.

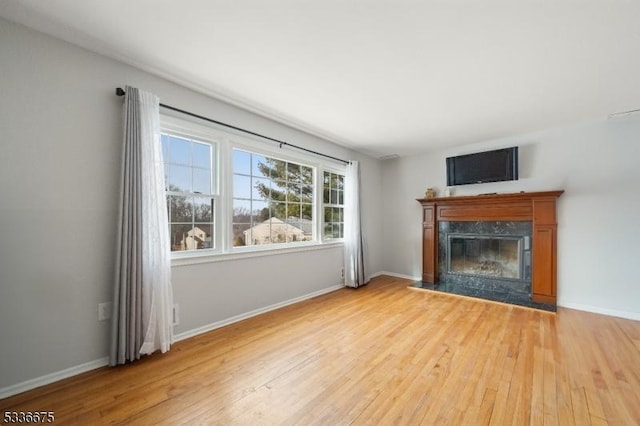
left=110, top=86, right=173, bottom=365
left=344, top=161, right=368, bottom=288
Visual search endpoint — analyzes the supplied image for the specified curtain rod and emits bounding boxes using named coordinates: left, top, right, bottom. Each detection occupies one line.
left=115, top=87, right=349, bottom=165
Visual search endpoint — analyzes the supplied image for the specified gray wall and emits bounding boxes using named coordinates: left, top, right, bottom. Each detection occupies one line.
left=0, top=18, right=382, bottom=391
left=381, top=117, right=640, bottom=318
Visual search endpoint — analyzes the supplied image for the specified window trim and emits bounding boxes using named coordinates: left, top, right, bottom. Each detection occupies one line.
left=160, top=114, right=347, bottom=263
left=171, top=240, right=344, bottom=267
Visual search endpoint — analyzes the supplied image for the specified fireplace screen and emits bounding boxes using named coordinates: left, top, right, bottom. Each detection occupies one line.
left=447, top=234, right=523, bottom=279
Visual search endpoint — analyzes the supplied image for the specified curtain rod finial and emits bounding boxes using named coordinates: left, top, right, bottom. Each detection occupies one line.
left=115, top=87, right=126, bottom=96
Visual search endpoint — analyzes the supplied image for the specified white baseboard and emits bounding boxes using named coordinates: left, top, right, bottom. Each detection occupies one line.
left=371, top=271, right=421, bottom=281
left=558, top=301, right=640, bottom=321
left=367, top=271, right=385, bottom=280
left=173, top=284, right=344, bottom=342
left=0, top=357, right=109, bottom=400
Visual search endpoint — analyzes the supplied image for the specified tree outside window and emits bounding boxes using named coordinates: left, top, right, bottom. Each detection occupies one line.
left=232, top=149, right=313, bottom=247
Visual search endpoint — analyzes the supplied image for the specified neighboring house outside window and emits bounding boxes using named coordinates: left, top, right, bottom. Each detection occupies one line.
left=181, top=226, right=210, bottom=250
left=242, top=218, right=311, bottom=246
left=323, top=171, right=345, bottom=239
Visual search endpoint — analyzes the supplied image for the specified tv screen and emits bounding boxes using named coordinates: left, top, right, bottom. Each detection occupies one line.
left=446, top=147, right=518, bottom=186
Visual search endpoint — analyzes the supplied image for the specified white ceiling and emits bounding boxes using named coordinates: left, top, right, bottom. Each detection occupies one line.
left=2, top=1, right=640, bottom=158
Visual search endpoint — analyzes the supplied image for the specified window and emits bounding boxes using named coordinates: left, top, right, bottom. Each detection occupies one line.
left=323, top=171, right=344, bottom=239
left=160, top=114, right=345, bottom=259
left=161, top=133, right=216, bottom=252
left=232, top=149, right=314, bottom=247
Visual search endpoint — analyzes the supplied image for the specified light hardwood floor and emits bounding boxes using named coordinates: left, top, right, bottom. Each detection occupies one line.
left=2, top=275, right=639, bottom=425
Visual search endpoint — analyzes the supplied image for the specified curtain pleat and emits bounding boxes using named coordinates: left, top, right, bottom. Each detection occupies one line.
left=344, top=161, right=368, bottom=288
left=110, top=86, right=173, bottom=366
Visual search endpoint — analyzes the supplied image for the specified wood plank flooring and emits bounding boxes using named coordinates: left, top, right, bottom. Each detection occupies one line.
left=2, top=275, right=639, bottom=425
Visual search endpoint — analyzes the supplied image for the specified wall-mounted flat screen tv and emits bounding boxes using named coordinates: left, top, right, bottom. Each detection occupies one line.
left=446, top=147, right=518, bottom=186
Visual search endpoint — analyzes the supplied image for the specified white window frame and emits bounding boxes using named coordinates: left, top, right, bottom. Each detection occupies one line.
left=160, top=114, right=346, bottom=265
left=321, top=168, right=346, bottom=242
left=161, top=116, right=222, bottom=257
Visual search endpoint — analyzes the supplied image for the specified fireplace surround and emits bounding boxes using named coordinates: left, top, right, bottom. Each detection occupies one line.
left=417, top=191, right=563, bottom=305
left=439, top=221, right=532, bottom=299
left=447, top=234, right=523, bottom=279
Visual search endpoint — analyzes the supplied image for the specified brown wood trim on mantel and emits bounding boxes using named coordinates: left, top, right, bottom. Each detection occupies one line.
left=417, top=190, right=564, bottom=304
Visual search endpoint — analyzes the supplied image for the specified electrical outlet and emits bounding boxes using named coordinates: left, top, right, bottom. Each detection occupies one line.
left=98, top=302, right=112, bottom=321
left=172, top=304, right=180, bottom=326
left=340, top=267, right=345, bottom=280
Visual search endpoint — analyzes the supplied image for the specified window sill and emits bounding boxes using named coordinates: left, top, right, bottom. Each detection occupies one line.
left=171, top=240, right=344, bottom=267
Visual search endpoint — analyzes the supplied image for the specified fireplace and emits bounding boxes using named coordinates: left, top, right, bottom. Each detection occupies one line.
left=417, top=191, right=563, bottom=306
left=438, top=221, right=532, bottom=296
left=447, top=234, right=525, bottom=280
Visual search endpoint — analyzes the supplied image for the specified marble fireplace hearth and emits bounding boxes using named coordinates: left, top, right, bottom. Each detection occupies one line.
left=411, top=280, right=556, bottom=311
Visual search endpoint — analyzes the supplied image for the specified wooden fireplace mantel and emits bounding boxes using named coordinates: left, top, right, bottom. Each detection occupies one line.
left=417, top=190, right=564, bottom=304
